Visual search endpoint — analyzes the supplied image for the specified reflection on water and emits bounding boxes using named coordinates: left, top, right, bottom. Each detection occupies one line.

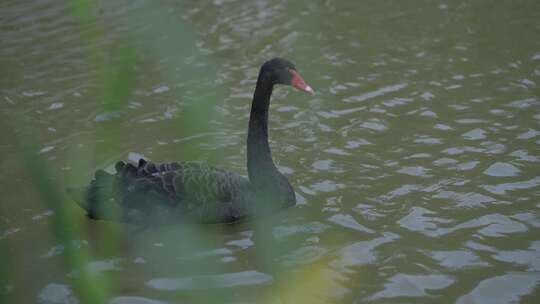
left=1, top=0, right=540, bottom=303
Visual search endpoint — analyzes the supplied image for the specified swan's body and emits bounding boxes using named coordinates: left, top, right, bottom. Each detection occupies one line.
left=68, top=58, right=313, bottom=224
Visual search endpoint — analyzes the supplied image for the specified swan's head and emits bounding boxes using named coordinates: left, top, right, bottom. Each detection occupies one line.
left=261, top=57, right=314, bottom=94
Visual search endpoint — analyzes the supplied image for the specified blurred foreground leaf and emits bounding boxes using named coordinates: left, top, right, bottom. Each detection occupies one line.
left=14, top=132, right=108, bottom=304
left=264, top=260, right=338, bottom=304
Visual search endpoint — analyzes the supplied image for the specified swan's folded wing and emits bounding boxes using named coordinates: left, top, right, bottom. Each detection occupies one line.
left=123, top=160, right=250, bottom=211
left=71, top=159, right=250, bottom=224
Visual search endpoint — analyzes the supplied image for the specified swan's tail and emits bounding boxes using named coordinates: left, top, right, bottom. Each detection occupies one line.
left=66, top=186, right=89, bottom=210
left=66, top=169, right=122, bottom=220
left=67, top=159, right=171, bottom=222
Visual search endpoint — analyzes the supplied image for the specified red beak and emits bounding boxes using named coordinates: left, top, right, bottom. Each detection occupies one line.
left=291, top=70, right=314, bottom=94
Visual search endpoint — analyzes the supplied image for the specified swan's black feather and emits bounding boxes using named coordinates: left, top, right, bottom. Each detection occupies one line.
left=70, top=159, right=254, bottom=224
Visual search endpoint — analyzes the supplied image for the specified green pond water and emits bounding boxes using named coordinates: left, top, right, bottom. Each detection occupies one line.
left=1, top=0, right=539, bottom=303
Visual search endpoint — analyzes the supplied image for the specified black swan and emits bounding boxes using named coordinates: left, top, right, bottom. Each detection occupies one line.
left=68, top=58, right=313, bottom=224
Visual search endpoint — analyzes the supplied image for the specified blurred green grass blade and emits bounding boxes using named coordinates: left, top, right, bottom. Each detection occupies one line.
left=101, top=41, right=138, bottom=111
left=126, top=1, right=225, bottom=159
left=0, top=239, right=9, bottom=303
left=13, top=128, right=108, bottom=304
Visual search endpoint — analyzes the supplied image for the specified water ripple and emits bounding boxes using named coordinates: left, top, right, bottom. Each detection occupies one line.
left=371, top=274, right=454, bottom=299
left=429, top=250, right=489, bottom=270
left=456, top=273, right=540, bottom=304
left=37, top=283, right=77, bottom=304
left=110, top=296, right=167, bottom=304
left=483, top=162, right=521, bottom=177
left=147, top=271, right=272, bottom=291
left=343, top=83, right=408, bottom=103
left=493, top=241, right=540, bottom=271
left=327, top=213, right=374, bottom=234
left=330, top=232, right=399, bottom=272
left=482, top=177, right=540, bottom=195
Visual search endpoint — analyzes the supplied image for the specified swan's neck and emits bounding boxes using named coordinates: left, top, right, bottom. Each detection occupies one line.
left=247, top=77, right=278, bottom=187
left=245, top=73, right=296, bottom=209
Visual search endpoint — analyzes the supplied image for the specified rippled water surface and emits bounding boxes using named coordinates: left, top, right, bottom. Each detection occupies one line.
left=1, top=0, right=540, bottom=303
